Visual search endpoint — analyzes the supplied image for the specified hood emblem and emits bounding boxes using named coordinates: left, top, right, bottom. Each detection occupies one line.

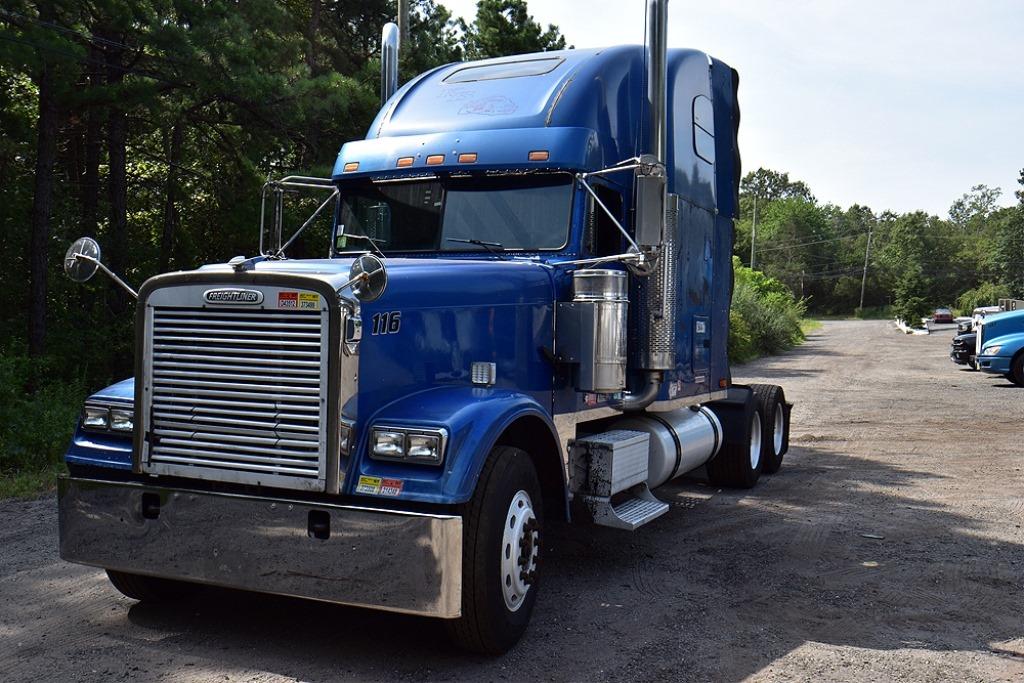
left=203, top=288, right=263, bottom=305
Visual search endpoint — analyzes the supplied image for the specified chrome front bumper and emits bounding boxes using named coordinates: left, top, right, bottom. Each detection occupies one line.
left=58, top=477, right=462, bottom=618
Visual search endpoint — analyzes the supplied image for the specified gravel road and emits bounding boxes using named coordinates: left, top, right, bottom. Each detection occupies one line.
left=2, top=320, right=1023, bottom=682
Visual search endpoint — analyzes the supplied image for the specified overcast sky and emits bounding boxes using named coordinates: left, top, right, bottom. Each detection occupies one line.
left=440, top=0, right=1024, bottom=216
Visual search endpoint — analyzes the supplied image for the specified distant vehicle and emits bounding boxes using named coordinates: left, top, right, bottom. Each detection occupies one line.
left=932, top=308, right=954, bottom=323
left=950, top=332, right=977, bottom=369
left=977, top=331, right=1024, bottom=385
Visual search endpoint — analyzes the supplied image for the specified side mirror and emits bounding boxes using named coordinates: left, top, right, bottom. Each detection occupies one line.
left=62, top=236, right=138, bottom=299
left=64, top=237, right=102, bottom=283
left=347, top=253, right=388, bottom=302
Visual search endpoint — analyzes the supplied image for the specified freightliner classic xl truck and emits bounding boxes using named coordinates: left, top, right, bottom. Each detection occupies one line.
left=58, top=0, right=791, bottom=653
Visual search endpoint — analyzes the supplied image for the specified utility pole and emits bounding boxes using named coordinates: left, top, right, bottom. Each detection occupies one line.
left=859, top=229, right=873, bottom=312
left=398, top=0, right=410, bottom=46
left=750, top=194, right=758, bottom=269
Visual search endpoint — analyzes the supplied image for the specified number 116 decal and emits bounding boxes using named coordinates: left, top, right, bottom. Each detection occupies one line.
left=371, top=311, right=401, bottom=335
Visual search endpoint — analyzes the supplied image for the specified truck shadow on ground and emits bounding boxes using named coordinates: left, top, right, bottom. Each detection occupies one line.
left=114, top=444, right=1023, bottom=682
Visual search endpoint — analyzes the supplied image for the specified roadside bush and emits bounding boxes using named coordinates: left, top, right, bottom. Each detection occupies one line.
left=0, top=352, right=85, bottom=495
left=729, top=258, right=806, bottom=363
left=957, top=281, right=1010, bottom=314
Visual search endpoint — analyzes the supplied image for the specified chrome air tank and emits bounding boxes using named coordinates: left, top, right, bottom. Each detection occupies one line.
left=572, top=269, right=628, bottom=393
left=611, top=406, right=722, bottom=488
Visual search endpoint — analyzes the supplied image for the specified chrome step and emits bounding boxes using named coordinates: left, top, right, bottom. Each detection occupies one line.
left=582, top=484, right=669, bottom=531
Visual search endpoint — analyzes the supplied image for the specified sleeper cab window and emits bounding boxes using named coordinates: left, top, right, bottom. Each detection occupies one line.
left=692, top=94, right=715, bottom=164
left=443, top=57, right=564, bottom=84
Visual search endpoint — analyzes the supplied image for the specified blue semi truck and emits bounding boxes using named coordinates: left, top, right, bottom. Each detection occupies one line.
left=976, top=308, right=1024, bottom=385
left=58, top=1, right=791, bottom=653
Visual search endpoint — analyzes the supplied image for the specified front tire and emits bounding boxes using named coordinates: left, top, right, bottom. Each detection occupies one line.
left=447, top=446, right=543, bottom=654
left=106, top=570, right=195, bottom=603
left=1009, top=353, right=1024, bottom=386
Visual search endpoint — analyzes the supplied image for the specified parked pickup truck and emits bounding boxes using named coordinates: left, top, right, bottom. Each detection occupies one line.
left=977, top=331, right=1024, bottom=385
left=950, top=332, right=977, bottom=369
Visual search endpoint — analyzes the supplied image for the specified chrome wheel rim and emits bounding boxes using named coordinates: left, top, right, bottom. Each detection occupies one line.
left=750, top=414, right=762, bottom=470
left=501, top=490, right=539, bottom=612
left=773, top=407, right=784, bottom=454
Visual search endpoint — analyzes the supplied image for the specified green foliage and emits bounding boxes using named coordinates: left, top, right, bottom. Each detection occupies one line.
left=0, top=352, right=84, bottom=491
left=460, top=0, right=567, bottom=59
left=729, top=258, right=806, bottom=363
left=957, top=282, right=1010, bottom=314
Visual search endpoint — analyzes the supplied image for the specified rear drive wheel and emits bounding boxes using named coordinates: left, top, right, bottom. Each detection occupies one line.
left=447, top=446, right=543, bottom=654
left=751, top=384, right=788, bottom=474
left=706, top=392, right=764, bottom=489
left=1009, top=352, right=1024, bottom=386
left=106, top=570, right=195, bottom=602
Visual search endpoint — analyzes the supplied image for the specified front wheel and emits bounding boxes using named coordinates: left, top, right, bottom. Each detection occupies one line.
left=446, top=446, right=543, bottom=654
left=106, top=570, right=196, bottom=602
left=1009, top=353, right=1024, bottom=386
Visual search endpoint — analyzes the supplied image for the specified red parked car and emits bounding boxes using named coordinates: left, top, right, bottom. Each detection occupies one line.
left=932, top=307, right=954, bottom=323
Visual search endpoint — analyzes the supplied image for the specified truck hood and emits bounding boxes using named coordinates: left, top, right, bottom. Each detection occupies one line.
left=196, top=257, right=557, bottom=306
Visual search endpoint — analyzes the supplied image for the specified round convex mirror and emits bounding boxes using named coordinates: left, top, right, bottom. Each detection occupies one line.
left=349, top=253, right=387, bottom=302
left=64, top=237, right=102, bottom=283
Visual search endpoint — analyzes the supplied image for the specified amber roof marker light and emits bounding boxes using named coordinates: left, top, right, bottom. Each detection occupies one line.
left=458, top=152, right=478, bottom=163
left=426, top=154, right=445, bottom=166
left=528, top=150, right=550, bottom=162
left=342, top=162, right=360, bottom=173
left=396, top=156, right=414, bottom=168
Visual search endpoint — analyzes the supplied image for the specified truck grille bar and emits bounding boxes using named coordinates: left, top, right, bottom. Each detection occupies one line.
left=142, top=297, right=330, bottom=490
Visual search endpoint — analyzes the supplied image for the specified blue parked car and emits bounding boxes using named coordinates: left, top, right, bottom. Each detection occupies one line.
left=977, top=331, right=1024, bottom=385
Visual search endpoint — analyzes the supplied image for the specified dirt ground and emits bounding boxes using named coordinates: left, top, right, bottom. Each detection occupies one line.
left=2, top=320, right=1023, bottom=682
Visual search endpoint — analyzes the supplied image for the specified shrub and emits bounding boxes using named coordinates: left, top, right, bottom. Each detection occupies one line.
left=729, top=258, right=806, bottom=363
left=957, top=282, right=1011, bottom=314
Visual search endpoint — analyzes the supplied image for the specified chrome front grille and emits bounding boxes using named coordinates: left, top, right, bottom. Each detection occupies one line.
left=141, top=287, right=330, bottom=491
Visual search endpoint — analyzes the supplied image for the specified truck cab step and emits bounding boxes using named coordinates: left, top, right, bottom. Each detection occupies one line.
left=583, top=484, right=669, bottom=531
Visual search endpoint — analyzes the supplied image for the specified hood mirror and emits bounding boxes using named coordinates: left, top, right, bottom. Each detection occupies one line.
left=347, top=253, right=388, bottom=302
left=64, top=237, right=102, bottom=283
left=63, top=236, right=138, bottom=299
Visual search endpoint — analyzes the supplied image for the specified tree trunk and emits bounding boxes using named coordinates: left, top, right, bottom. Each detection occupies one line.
left=82, top=44, right=103, bottom=236
left=28, top=4, right=60, bottom=357
left=159, top=119, right=184, bottom=272
left=105, top=39, right=128, bottom=311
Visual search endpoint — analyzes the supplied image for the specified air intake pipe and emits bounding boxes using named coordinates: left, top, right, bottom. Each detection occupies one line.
left=380, top=22, right=400, bottom=107
left=616, top=0, right=675, bottom=412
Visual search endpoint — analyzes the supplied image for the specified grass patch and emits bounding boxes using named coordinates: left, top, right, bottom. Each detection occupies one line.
left=801, top=319, right=823, bottom=334
left=0, top=464, right=64, bottom=499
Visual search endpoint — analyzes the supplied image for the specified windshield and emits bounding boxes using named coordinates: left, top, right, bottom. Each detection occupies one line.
left=333, top=174, right=573, bottom=254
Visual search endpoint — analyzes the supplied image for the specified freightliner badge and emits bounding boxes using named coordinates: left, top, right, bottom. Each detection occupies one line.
left=203, top=288, right=264, bottom=305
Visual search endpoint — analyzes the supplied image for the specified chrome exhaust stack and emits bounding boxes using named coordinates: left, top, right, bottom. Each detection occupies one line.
left=617, top=0, right=676, bottom=411
left=380, top=22, right=400, bottom=107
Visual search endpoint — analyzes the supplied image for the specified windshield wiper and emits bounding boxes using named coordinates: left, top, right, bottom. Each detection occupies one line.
left=446, top=237, right=505, bottom=255
left=340, top=233, right=387, bottom=259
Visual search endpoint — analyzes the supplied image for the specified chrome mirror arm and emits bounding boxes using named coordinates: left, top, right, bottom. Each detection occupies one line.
left=71, top=253, right=138, bottom=299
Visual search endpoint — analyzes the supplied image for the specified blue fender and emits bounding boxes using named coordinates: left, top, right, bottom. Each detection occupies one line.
left=351, top=385, right=566, bottom=510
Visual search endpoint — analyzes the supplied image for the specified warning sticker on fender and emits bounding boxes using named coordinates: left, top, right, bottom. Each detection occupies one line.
left=277, top=291, right=298, bottom=308
left=355, top=475, right=404, bottom=496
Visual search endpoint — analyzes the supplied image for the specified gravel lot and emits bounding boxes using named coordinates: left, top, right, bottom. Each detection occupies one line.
left=2, top=320, right=1023, bottom=682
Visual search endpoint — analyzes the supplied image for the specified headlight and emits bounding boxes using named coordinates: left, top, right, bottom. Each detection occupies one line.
left=82, top=402, right=134, bottom=433
left=372, top=430, right=406, bottom=458
left=82, top=405, right=110, bottom=430
left=983, top=345, right=1001, bottom=356
left=370, top=427, right=447, bottom=465
left=110, top=408, right=134, bottom=432
left=407, top=433, right=442, bottom=463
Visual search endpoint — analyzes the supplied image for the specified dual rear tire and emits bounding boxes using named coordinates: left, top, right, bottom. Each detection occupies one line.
left=706, top=384, right=788, bottom=488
